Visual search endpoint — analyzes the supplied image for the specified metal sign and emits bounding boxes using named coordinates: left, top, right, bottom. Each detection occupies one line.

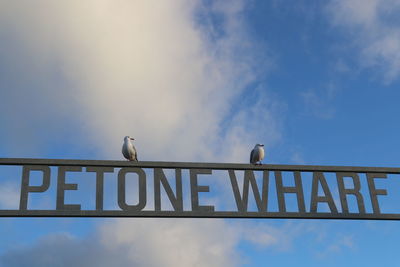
left=0, top=158, right=400, bottom=220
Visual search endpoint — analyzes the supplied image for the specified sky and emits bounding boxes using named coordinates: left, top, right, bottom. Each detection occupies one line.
left=1, top=0, right=400, bottom=266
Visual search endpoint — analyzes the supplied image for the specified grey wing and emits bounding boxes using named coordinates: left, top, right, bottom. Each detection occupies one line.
left=250, top=149, right=255, bottom=163
left=122, top=144, right=130, bottom=159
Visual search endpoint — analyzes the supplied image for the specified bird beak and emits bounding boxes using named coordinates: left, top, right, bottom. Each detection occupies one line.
left=130, top=138, right=135, bottom=140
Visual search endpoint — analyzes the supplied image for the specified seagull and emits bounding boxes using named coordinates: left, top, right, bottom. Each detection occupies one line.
left=250, top=144, right=265, bottom=165
left=122, top=136, right=138, bottom=161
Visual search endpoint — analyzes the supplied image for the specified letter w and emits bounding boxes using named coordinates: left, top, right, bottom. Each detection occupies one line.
left=229, top=170, right=269, bottom=212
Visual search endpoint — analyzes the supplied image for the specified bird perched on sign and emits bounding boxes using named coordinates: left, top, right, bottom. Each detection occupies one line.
left=250, top=144, right=265, bottom=165
left=122, top=136, right=138, bottom=161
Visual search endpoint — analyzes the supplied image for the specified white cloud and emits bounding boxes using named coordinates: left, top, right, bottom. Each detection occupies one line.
left=300, top=83, right=338, bottom=119
left=315, top=234, right=355, bottom=258
left=0, top=219, right=297, bottom=267
left=328, top=0, right=400, bottom=82
left=99, top=219, right=240, bottom=266
left=0, top=0, right=279, bottom=161
left=0, top=182, right=19, bottom=209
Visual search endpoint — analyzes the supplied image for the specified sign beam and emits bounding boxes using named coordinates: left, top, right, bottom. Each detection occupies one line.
left=0, top=158, right=399, bottom=220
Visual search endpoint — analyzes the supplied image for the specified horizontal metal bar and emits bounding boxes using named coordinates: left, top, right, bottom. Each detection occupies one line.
left=0, top=158, right=400, bottom=173
left=0, top=210, right=400, bottom=220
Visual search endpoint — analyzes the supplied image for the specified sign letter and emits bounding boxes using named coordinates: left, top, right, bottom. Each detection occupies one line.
left=57, top=166, right=82, bottom=211
left=275, top=171, right=306, bottom=212
left=229, top=170, right=269, bottom=212
left=87, top=167, right=114, bottom=211
left=310, top=172, right=338, bottom=213
left=154, top=168, right=183, bottom=211
left=118, top=168, right=146, bottom=211
left=20, top=165, right=50, bottom=210
left=336, top=172, right=365, bottom=213
left=367, top=173, right=387, bottom=214
left=190, top=169, right=214, bottom=212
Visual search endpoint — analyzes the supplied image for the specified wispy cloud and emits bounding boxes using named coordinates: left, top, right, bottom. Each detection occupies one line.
left=0, top=182, right=19, bottom=209
left=0, top=220, right=308, bottom=267
left=315, top=234, right=355, bottom=259
left=300, top=83, right=338, bottom=119
left=327, top=0, right=400, bottom=83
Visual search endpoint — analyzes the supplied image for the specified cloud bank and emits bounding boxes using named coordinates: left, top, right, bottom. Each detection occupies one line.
left=0, top=0, right=280, bottom=161
left=0, top=220, right=316, bottom=267
left=1, top=220, right=240, bottom=267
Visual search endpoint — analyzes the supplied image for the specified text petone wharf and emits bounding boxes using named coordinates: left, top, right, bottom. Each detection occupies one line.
left=1, top=158, right=400, bottom=220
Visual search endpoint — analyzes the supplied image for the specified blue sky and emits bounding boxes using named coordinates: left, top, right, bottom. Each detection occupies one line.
left=1, top=0, right=400, bottom=266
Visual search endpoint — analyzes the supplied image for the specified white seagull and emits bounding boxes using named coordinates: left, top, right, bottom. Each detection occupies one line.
left=122, top=136, right=138, bottom=161
left=250, top=144, right=265, bottom=165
